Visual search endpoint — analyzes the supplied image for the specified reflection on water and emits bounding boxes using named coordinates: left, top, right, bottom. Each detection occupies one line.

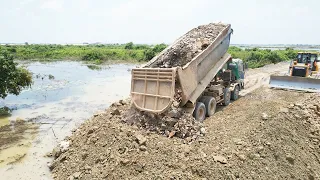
left=0, top=61, right=135, bottom=179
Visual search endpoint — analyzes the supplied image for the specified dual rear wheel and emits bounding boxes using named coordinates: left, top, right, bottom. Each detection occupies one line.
left=193, top=85, right=240, bottom=122
left=193, top=96, right=217, bottom=122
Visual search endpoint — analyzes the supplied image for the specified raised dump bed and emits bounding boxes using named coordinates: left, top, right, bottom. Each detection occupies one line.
left=131, top=23, right=235, bottom=119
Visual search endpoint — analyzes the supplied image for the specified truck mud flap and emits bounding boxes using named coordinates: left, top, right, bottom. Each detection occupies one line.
left=269, top=75, right=320, bottom=92
left=131, top=68, right=176, bottom=113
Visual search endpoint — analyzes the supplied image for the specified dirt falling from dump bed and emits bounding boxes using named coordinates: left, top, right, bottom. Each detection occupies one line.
left=149, top=23, right=228, bottom=68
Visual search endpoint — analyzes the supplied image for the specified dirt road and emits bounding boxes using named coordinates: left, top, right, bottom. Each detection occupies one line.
left=50, top=62, right=320, bottom=179
left=240, top=61, right=288, bottom=96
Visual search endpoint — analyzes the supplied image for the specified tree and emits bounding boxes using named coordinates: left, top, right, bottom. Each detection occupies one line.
left=153, top=43, right=167, bottom=53
left=124, top=42, right=134, bottom=50
left=0, top=49, right=32, bottom=99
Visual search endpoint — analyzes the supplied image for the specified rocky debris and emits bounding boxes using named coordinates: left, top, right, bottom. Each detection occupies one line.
left=237, top=154, right=246, bottom=161
left=147, top=23, right=228, bottom=68
left=200, top=127, right=206, bottom=135
left=111, top=108, right=121, bottom=116
left=135, top=134, right=147, bottom=145
left=213, top=155, right=227, bottom=164
left=261, top=113, right=268, bottom=120
left=286, top=154, right=295, bottom=165
left=139, top=145, right=147, bottom=151
left=59, top=141, right=70, bottom=152
left=50, top=89, right=320, bottom=180
left=124, top=105, right=202, bottom=139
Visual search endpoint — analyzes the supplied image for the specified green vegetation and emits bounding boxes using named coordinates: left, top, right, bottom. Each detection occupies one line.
left=1, top=43, right=300, bottom=68
left=0, top=43, right=168, bottom=64
left=228, top=46, right=298, bottom=68
left=0, top=48, right=32, bottom=99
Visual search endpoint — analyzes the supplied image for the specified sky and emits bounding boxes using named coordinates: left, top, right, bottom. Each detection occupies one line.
left=0, top=0, right=319, bottom=44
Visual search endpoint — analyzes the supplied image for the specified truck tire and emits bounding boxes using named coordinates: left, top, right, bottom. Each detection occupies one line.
left=223, top=88, right=231, bottom=106
left=200, top=96, right=217, bottom=117
left=231, top=86, right=239, bottom=100
left=193, top=102, right=206, bottom=122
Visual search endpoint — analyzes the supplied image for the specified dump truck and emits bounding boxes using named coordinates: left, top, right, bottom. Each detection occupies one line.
left=269, top=52, right=320, bottom=92
left=130, top=24, right=246, bottom=121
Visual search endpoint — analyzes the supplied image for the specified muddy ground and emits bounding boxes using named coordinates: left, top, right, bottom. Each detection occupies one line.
left=0, top=119, right=38, bottom=167
left=50, top=61, right=320, bottom=179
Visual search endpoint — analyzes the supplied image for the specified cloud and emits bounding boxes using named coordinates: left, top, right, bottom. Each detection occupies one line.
left=40, top=0, right=64, bottom=11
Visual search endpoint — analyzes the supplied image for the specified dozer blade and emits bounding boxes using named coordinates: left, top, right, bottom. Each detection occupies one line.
left=269, top=75, right=320, bottom=92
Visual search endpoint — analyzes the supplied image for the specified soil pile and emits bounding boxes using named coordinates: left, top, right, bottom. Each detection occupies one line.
left=50, top=88, right=320, bottom=179
left=148, top=23, right=228, bottom=68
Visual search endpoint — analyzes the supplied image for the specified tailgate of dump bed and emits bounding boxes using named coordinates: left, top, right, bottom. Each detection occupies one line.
left=131, top=68, right=177, bottom=113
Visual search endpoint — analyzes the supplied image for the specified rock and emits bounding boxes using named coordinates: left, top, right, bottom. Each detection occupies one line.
left=200, top=127, right=206, bottom=135
left=139, top=145, right=147, bottom=151
left=256, top=146, right=264, bottom=152
left=87, top=129, right=94, bottom=134
left=286, top=154, right=295, bottom=165
left=261, top=113, right=268, bottom=120
left=72, top=172, right=81, bottom=179
left=82, top=152, right=89, bottom=160
left=213, top=155, right=227, bottom=164
left=238, top=154, right=246, bottom=161
left=135, top=134, right=147, bottom=145
left=134, top=164, right=144, bottom=173
left=295, top=103, right=303, bottom=108
left=280, top=108, right=289, bottom=113
left=173, top=101, right=180, bottom=107
left=48, top=161, right=58, bottom=171
left=249, top=153, right=260, bottom=159
left=59, top=141, right=70, bottom=152
left=120, top=159, right=130, bottom=165
left=111, top=108, right=121, bottom=116
left=52, top=147, right=62, bottom=159
left=119, top=99, right=126, bottom=105
left=167, top=109, right=179, bottom=118
left=185, top=137, right=192, bottom=143
left=289, top=104, right=295, bottom=109
left=45, top=152, right=53, bottom=157
left=84, top=165, right=92, bottom=170
left=233, top=138, right=243, bottom=145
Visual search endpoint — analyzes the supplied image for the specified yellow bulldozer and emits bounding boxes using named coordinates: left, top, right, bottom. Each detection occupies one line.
left=269, top=52, right=320, bottom=92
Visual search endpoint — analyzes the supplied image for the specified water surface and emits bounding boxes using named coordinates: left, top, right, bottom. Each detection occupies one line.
left=0, top=61, right=135, bottom=179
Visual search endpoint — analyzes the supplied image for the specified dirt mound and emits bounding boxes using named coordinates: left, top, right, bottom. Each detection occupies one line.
left=148, top=23, right=228, bottom=68
left=50, top=88, right=320, bottom=180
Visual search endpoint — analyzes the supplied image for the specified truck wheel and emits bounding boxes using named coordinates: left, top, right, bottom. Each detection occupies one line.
left=200, top=96, right=217, bottom=117
left=231, top=86, right=239, bottom=100
left=193, top=102, right=206, bottom=122
left=223, top=88, right=231, bottom=106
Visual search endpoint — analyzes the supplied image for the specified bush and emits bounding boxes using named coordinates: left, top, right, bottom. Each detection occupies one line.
left=143, top=49, right=156, bottom=61
left=82, top=52, right=103, bottom=61
left=228, top=46, right=299, bottom=69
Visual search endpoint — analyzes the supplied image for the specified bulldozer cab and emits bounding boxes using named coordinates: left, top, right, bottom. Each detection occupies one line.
left=295, top=52, right=318, bottom=65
